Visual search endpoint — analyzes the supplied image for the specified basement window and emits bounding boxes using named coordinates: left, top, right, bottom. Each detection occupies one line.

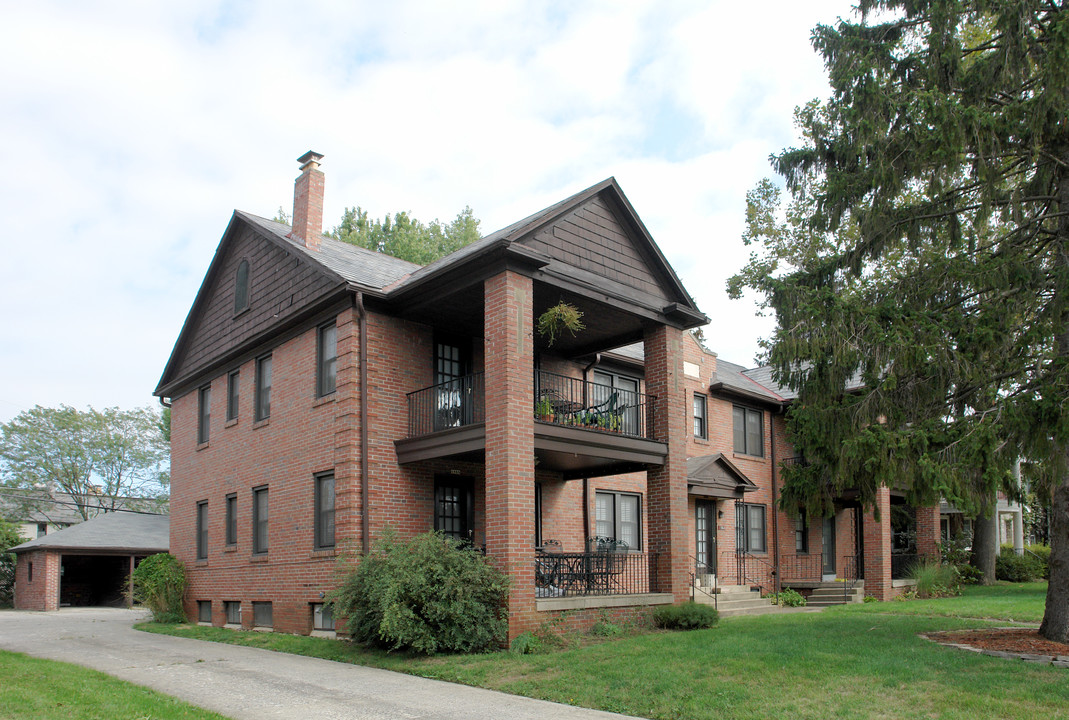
left=253, top=601, right=273, bottom=628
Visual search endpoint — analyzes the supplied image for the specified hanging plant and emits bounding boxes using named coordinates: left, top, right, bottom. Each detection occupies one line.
left=537, top=301, right=585, bottom=347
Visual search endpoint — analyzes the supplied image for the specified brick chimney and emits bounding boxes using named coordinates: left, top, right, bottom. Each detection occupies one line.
left=290, top=150, right=325, bottom=250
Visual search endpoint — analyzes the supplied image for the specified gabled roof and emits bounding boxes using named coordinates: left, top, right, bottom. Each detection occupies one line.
left=713, top=359, right=786, bottom=406
left=11, top=512, right=169, bottom=554
left=687, top=453, right=758, bottom=499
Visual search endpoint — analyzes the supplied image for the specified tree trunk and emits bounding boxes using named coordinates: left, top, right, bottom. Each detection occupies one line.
left=971, top=502, right=998, bottom=586
left=1038, top=469, right=1069, bottom=643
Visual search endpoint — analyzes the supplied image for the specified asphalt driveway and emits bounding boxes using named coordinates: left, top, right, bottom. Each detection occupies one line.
left=0, top=607, right=645, bottom=720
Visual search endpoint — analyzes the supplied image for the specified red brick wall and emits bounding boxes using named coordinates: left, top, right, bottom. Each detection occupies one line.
left=13, top=550, right=60, bottom=611
left=862, top=487, right=893, bottom=600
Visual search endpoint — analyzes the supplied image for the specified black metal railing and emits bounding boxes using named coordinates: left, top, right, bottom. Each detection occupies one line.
left=534, top=370, right=655, bottom=440
left=777, top=553, right=824, bottom=583
left=406, top=373, right=484, bottom=437
left=534, top=549, right=658, bottom=598
left=690, top=555, right=718, bottom=607
left=717, top=550, right=775, bottom=594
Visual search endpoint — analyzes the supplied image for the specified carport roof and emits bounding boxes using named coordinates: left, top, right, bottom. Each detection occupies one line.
left=11, top=512, right=169, bottom=554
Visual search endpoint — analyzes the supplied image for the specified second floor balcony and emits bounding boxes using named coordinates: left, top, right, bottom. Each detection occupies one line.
left=395, top=370, right=667, bottom=478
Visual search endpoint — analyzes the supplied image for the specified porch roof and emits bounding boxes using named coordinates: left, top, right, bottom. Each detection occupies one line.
left=687, top=453, right=758, bottom=499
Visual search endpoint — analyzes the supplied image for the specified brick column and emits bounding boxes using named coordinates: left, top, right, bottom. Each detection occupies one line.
left=915, top=504, right=941, bottom=560
left=333, top=307, right=361, bottom=554
left=862, top=487, right=892, bottom=600
left=483, top=271, right=535, bottom=639
left=643, top=325, right=689, bottom=602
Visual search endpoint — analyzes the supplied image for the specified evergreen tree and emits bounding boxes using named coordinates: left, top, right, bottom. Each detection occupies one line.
left=329, top=205, right=481, bottom=265
left=732, top=1, right=1069, bottom=641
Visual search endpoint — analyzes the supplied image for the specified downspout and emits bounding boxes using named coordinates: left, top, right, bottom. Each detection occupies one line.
left=770, top=405, right=780, bottom=597
left=355, top=292, right=371, bottom=555
left=581, top=353, right=602, bottom=408
left=581, top=355, right=601, bottom=547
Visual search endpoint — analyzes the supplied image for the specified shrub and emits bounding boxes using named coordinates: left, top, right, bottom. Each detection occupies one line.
left=130, top=553, right=187, bottom=623
left=1026, top=545, right=1050, bottom=579
left=0, top=519, right=21, bottom=608
left=777, top=587, right=807, bottom=607
left=510, top=631, right=543, bottom=655
left=863, top=595, right=879, bottom=603
left=652, top=602, right=718, bottom=630
left=330, top=531, right=509, bottom=654
left=995, top=548, right=1044, bottom=582
left=909, top=558, right=960, bottom=598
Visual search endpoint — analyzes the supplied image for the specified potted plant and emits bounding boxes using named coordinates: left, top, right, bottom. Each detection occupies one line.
left=535, top=396, right=555, bottom=423
left=537, top=301, right=585, bottom=347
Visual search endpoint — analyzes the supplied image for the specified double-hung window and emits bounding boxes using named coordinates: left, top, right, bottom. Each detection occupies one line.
left=736, top=502, right=767, bottom=553
left=314, top=472, right=335, bottom=549
left=594, top=491, right=641, bottom=549
left=317, top=323, right=337, bottom=397
left=795, top=507, right=809, bottom=553
left=252, top=486, right=269, bottom=554
left=197, top=385, right=211, bottom=444
left=732, top=405, right=764, bottom=456
left=196, top=500, right=208, bottom=560
left=226, top=370, right=239, bottom=421
left=225, top=493, right=237, bottom=546
left=255, top=355, right=272, bottom=421
left=693, top=393, right=707, bottom=439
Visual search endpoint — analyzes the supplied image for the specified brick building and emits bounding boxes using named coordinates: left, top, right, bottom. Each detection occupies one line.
left=156, top=153, right=936, bottom=638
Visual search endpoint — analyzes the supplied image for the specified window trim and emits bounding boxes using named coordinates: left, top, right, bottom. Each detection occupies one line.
left=693, top=393, right=707, bottom=440
left=316, top=322, right=338, bottom=398
left=314, top=471, right=335, bottom=550
left=594, top=490, right=642, bottom=550
left=225, top=493, right=237, bottom=546
left=226, top=369, right=240, bottom=422
left=732, top=405, right=764, bottom=457
left=736, top=502, right=767, bottom=553
left=252, top=485, right=269, bottom=555
left=197, top=385, right=211, bottom=444
left=195, top=500, right=209, bottom=560
left=255, top=354, right=272, bottom=422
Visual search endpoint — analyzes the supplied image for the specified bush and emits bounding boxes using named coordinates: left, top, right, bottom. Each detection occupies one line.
left=863, top=595, right=879, bottom=603
left=330, top=531, right=509, bottom=654
left=509, top=631, right=543, bottom=654
left=0, top=520, right=22, bottom=608
left=995, top=548, right=1044, bottom=582
left=777, top=587, right=807, bottom=607
left=652, top=602, right=718, bottom=630
left=1026, top=544, right=1050, bottom=579
left=130, top=553, right=187, bottom=622
left=909, top=559, right=960, bottom=598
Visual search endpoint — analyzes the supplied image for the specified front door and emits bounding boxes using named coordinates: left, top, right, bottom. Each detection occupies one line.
left=434, top=339, right=471, bottom=431
left=695, top=501, right=717, bottom=576
left=434, top=475, right=474, bottom=545
left=822, top=515, right=837, bottom=579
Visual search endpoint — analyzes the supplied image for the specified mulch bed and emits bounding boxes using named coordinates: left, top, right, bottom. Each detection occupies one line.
left=924, top=628, right=1069, bottom=663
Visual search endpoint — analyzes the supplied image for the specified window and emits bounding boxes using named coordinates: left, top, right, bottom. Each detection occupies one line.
left=252, top=486, right=268, bottom=554
left=198, top=385, right=211, bottom=444
left=224, top=601, right=241, bottom=625
left=36, top=522, right=47, bottom=538
left=234, top=259, right=249, bottom=314
left=591, top=369, right=641, bottom=436
left=732, top=405, right=764, bottom=456
left=317, top=322, right=337, bottom=397
left=252, top=601, right=272, bottom=628
left=27, top=562, right=33, bottom=582
left=795, top=507, right=809, bottom=553
left=312, top=603, right=334, bottom=631
left=693, top=393, right=707, bottom=439
left=736, top=502, right=767, bottom=553
left=434, top=475, right=473, bottom=543
left=314, top=472, right=335, bottom=549
left=225, top=493, right=237, bottom=546
left=227, top=370, right=239, bottom=421
left=255, top=355, right=272, bottom=421
left=595, top=491, right=641, bottom=549
left=196, top=501, right=208, bottom=560
left=534, top=482, right=543, bottom=548
left=197, top=600, right=211, bottom=623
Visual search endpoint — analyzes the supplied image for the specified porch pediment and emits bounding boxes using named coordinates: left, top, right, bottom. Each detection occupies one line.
left=687, top=453, right=758, bottom=499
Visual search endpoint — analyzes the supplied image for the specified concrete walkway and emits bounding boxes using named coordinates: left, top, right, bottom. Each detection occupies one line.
left=0, top=608, right=645, bottom=720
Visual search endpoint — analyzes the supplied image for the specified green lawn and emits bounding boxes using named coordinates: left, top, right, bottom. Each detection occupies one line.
left=139, top=583, right=1067, bottom=720
left=0, top=650, right=228, bottom=720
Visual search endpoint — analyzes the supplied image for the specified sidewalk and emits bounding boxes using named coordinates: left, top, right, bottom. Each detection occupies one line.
left=0, top=608, right=646, bottom=720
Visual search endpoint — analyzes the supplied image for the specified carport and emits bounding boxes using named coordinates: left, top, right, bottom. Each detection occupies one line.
left=11, top=512, right=168, bottom=611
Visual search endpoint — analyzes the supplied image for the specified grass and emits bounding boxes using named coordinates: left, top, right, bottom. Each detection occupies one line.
left=0, top=649, right=228, bottom=720
left=139, top=582, right=1067, bottom=720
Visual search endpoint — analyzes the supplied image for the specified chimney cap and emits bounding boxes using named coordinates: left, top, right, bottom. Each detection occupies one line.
left=297, top=150, right=324, bottom=170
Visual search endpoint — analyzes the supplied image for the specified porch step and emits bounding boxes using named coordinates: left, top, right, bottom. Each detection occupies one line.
left=805, top=584, right=865, bottom=606
left=693, top=584, right=780, bottom=618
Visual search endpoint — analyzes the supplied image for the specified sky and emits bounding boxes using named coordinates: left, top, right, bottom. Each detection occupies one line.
left=0, top=0, right=860, bottom=423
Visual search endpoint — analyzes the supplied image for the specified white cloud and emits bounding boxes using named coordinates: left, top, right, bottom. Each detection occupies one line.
left=0, top=0, right=856, bottom=421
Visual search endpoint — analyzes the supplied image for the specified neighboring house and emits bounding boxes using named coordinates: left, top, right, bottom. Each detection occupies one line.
left=11, top=512, right=169, bottom=611
left=0, top=489, right=168, bottom=542
left=155, top=152, right=938, bottom=638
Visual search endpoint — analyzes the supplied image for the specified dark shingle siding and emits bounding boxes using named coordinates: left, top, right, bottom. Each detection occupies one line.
left=11, top=512, right=169, bottom=554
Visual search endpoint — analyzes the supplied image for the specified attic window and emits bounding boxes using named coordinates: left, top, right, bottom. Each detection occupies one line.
left=234, top=259, right=250, bottom=314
